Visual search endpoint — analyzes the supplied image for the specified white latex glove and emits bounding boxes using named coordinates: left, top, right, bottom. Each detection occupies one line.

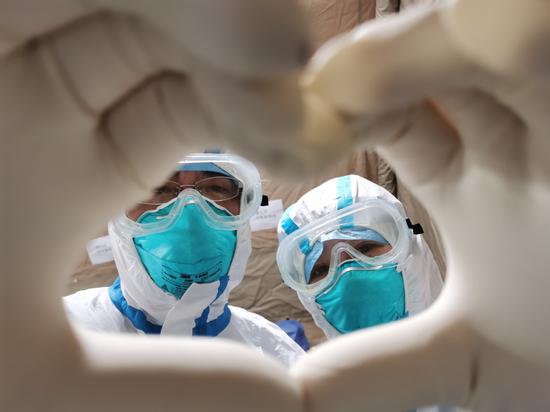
left=293, top=0, right=550, bottom=411
left=2, top=2, right=307, bottom=410
left=5, top=1, right=550, bottom=411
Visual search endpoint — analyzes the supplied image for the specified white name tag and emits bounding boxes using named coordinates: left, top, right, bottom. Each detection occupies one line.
left=250, top=198, right=284, bottom=232
left=86, top=235, right=114, bottom=265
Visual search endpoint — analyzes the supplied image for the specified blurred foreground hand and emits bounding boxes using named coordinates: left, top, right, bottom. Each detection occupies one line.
left=294, top=1, right=550, bottom=411
left=3, top=0, right=550, bottom=411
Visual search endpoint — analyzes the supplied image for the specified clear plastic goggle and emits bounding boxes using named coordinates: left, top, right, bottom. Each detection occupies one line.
left=113, top=153, right=262, bottom=235
left=277, top=198, right=412, bottom=296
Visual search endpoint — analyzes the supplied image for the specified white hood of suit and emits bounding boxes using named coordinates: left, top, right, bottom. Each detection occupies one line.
left=108, top=214, right=251, bottom=335
left=277, top=175, right=443, bottom=339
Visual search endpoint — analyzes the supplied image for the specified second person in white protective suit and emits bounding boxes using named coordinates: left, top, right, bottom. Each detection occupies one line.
left=64, top=153, right=304, bottom=367
left=276, top=175, right=455, bottom=412
left=276, top=174, right=443, bottom=339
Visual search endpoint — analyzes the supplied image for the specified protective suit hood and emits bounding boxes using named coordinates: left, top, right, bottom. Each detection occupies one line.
left=277, top=175, right=443, bottom=339
left=108, top=215, right=251, bottom=336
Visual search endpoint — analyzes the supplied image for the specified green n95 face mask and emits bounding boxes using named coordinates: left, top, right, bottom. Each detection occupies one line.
left=121, top=153, right=263, bottom=299
left=315, top=260, right=407, bottom=334
left=133, top=201, right=237, bottom=299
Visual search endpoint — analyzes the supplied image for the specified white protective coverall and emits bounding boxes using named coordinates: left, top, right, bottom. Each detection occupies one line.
left=278, top=175, right=450, bottom=411
left=277, top=175, right=442, bottom=339
left=64, top=215, right=304, bottom=368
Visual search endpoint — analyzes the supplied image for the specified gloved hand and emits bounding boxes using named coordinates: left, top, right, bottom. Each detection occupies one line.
left=2, top=2, right=307, bottom=410
left=6, top=1, right=550, bottom=411
left=293, top=0, right=550, bottom=411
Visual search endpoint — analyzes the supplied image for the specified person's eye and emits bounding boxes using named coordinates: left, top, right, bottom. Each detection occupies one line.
left=154, top=186, right=171, bottom=195
left=210, top=185, right=230, bottom=194
left=356, top=242, right=374, bottom=254
left=310, top=265, right=329, bottom=284
left=153, top=183, right=180, bottom=199
left=356, top=241, right=390, bottom=257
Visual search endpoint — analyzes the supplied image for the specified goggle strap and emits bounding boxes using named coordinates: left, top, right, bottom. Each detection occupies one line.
left=406, top=218, right=424, bottom=235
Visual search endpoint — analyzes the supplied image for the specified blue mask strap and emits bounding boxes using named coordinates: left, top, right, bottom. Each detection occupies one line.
left=108, top=277, right=162, bottom=334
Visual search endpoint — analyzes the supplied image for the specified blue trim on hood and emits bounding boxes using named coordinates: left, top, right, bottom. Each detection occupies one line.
left=337, top=175, right=354, bottom=228
left=109, top=276, right=232, bottom=336
left=192, top=276, right=231, bottom=336
left=108, top=277, right=162, bottom=334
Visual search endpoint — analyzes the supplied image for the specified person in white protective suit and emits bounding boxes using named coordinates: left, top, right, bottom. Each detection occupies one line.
left=277, top=175, right=443, bottom=339
left=64, top=152, right=304, bottom=367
